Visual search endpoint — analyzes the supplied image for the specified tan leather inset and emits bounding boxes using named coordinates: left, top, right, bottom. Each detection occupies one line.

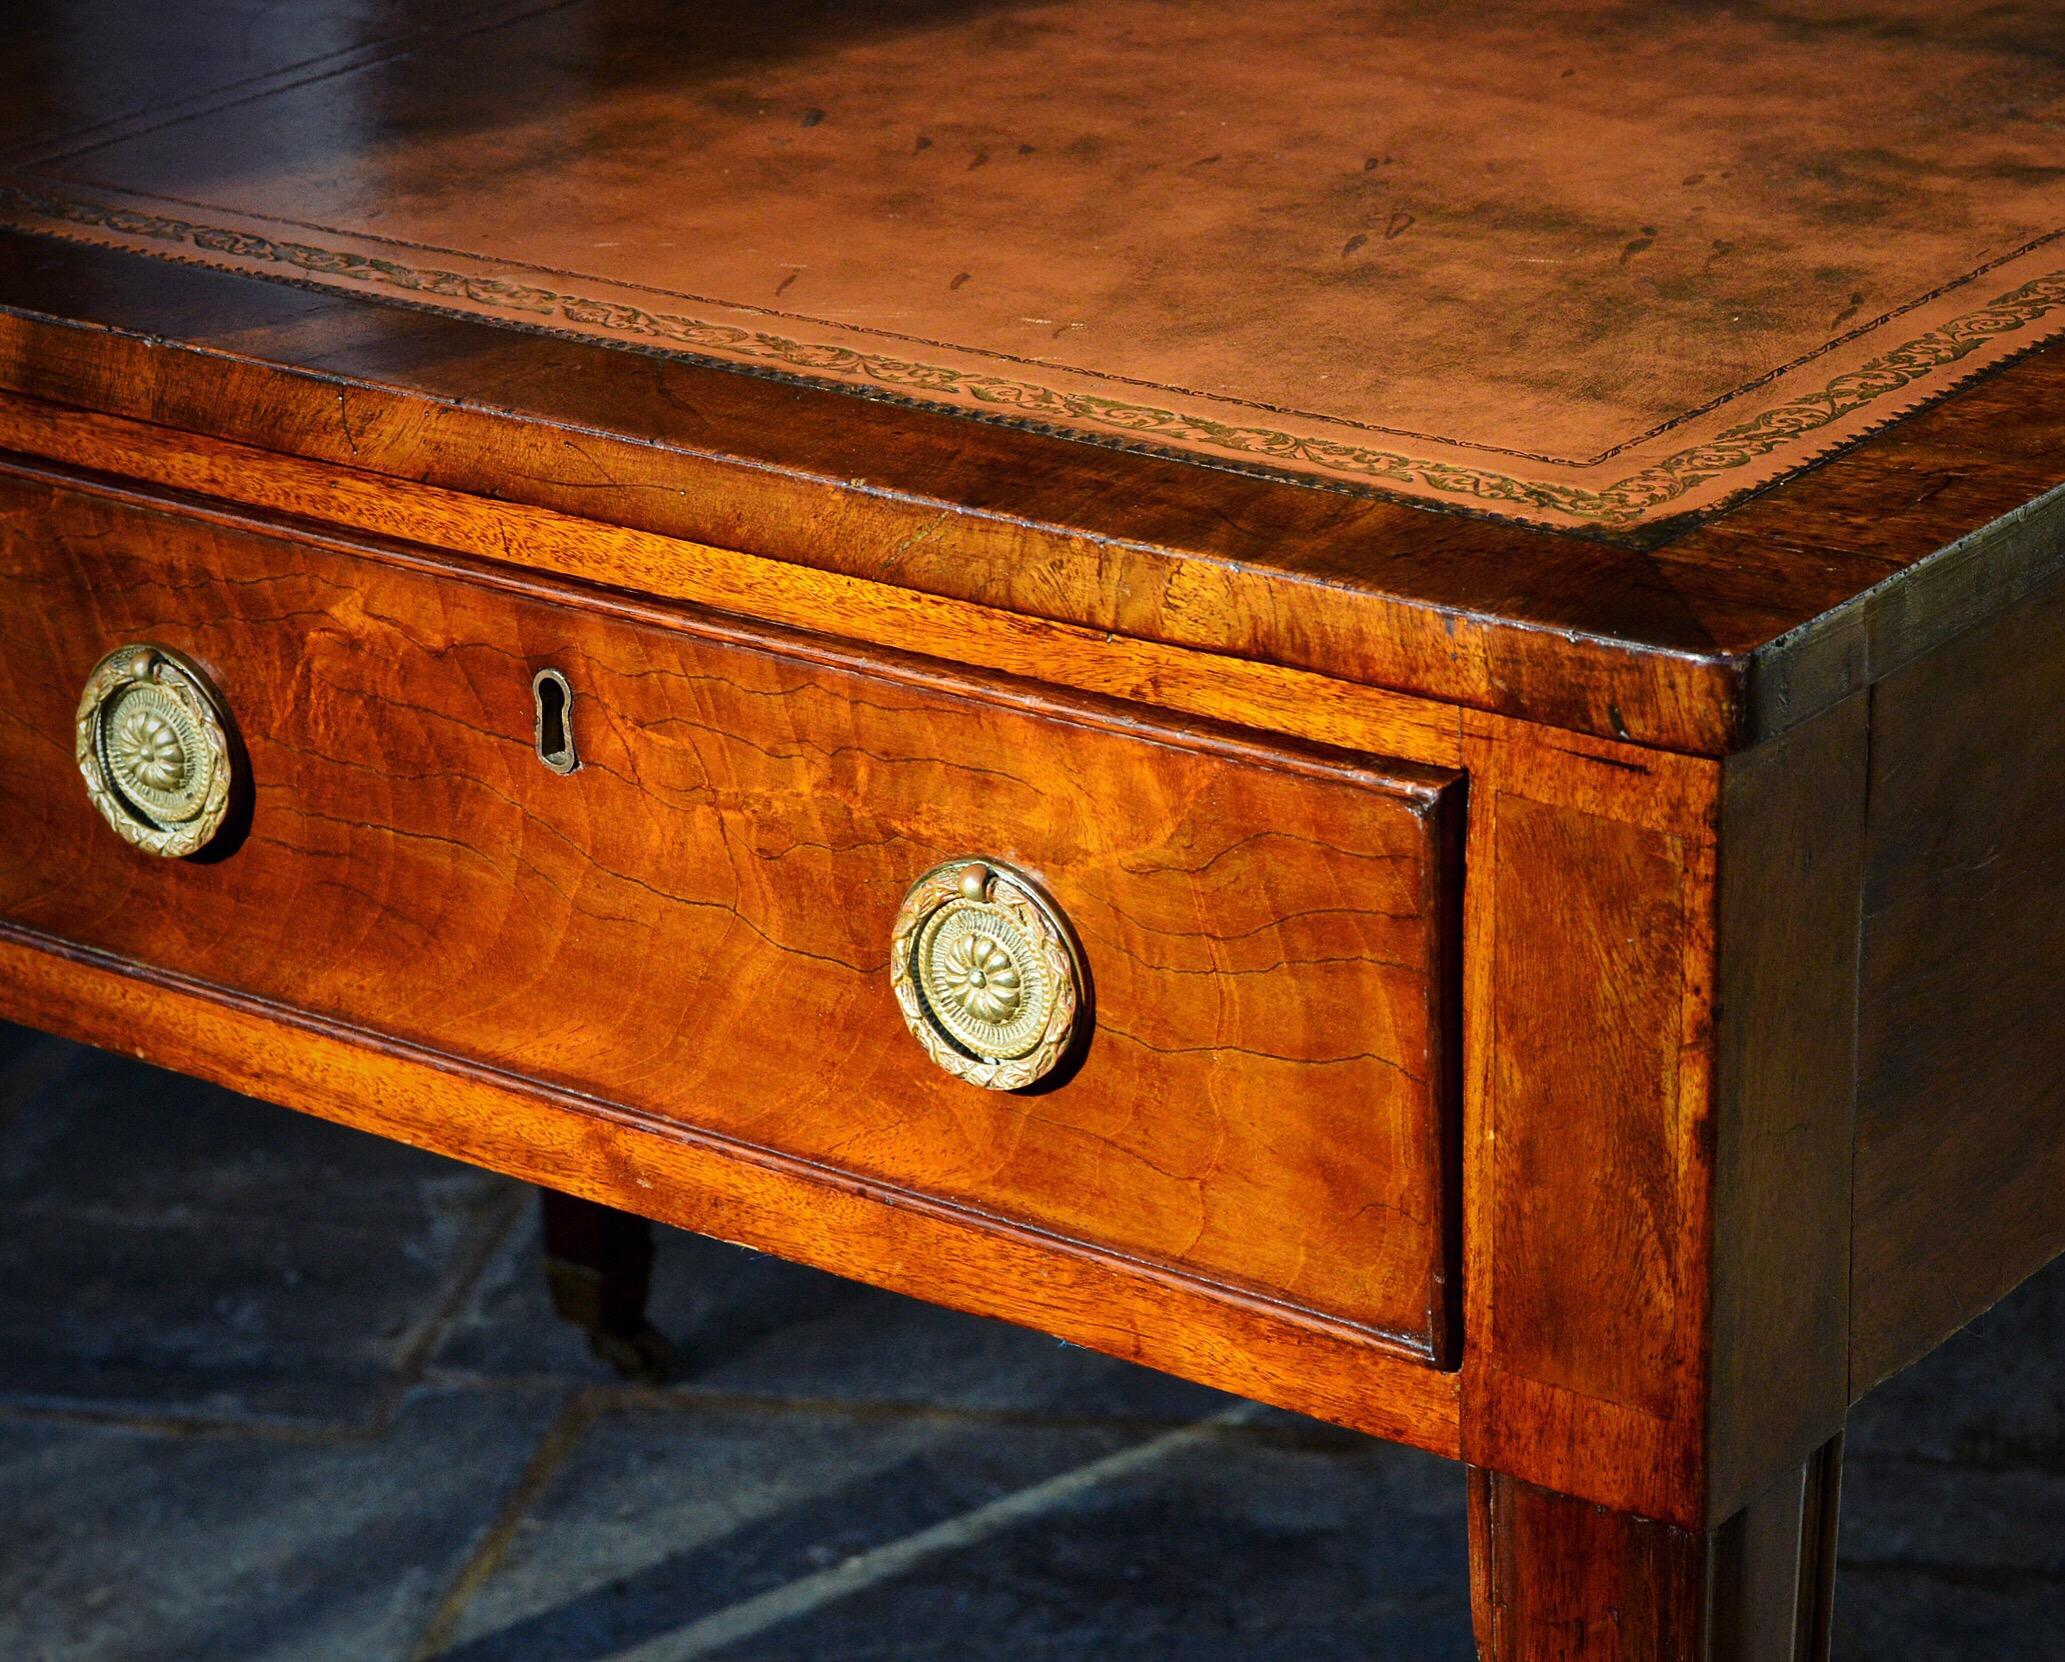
left=3, top=0, right=2060, bottom=529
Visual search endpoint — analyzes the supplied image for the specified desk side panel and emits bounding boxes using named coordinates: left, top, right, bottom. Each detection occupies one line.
left=1853, top=571, right=2065, bottom=1393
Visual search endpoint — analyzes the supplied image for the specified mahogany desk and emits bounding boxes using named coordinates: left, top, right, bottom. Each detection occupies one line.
left=1, top=5, right=2061, bottom=1656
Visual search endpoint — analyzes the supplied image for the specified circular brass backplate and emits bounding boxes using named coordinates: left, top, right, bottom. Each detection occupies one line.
left=890, top=859, right=1086, bottom=1090
left=75, top=644, right=234, bottom=858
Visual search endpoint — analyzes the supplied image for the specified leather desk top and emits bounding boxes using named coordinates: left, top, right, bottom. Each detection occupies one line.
left=0, top=1, right=2060, bottom=755
left=2, top=0, right=2060, bottom=533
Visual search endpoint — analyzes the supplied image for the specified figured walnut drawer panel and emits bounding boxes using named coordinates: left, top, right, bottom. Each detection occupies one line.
left=0, top=473, right=1462, bottom=1359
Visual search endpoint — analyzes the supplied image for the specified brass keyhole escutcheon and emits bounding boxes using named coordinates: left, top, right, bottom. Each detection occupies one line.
left=532, top=667, right=579, bottom=774
left=890, top=859, right=1087, bottom=1090
left=76, top=644, right=235, bottom=858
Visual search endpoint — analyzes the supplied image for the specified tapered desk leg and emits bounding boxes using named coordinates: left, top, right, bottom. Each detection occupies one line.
left=538, top=1187, right=679, bottom=1383
left=1469, top=1436, right=1844, bottom=1662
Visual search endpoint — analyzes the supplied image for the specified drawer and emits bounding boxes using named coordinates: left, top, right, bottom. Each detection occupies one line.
left=0, top=472, right=1462, bottom=1359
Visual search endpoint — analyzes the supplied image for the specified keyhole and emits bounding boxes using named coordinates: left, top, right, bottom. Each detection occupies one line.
left=532, top=669, right=578, bottom=774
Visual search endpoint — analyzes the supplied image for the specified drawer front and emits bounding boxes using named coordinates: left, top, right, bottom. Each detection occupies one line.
left=0, top=473, right=1461, bottom=1357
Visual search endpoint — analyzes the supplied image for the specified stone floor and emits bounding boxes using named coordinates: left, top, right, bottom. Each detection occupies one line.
left=0, top=1023, right=2057, bottom=1660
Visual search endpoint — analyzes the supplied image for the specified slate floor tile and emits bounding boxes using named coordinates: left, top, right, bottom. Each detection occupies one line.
left=427, top=1402, right=1474, bottom=1662
left=1842, top=1460, right=2065, bottom=1577
left=1832, top=1253, right=2064, bottom=1657
left=434, top=1211, right=1236, bottom=1423
left=0, top=1039, right=517, bottom=1427
left=0, top=1022, right=40, bottom=1066
left=0, top=1385, right=563, bottom=1662
left=1835, top=1567, right=2065, bottom=1662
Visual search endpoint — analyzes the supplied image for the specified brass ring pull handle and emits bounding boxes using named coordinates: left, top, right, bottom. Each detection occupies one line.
left=890, top=858, right=1087, bottom=1091
left=76, top=644, right=235, bottom=857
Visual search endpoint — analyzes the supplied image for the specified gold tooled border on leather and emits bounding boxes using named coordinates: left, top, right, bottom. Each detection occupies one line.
left=3, top=184, right=2060, bottom=533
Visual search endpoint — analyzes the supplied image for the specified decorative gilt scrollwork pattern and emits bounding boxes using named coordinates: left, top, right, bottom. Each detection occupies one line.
left=75, top=644, right=234, bottom=858
left=890, top=859, right=1086, bottom=1091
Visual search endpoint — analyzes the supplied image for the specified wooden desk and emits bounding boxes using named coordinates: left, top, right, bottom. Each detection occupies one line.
left=0, top=5, right=2059, bottom=1655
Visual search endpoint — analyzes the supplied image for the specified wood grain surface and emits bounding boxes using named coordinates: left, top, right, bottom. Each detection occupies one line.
left=1707, top=699, right=1868, bottom=1524
left=0, top=929, right=1463, bottom=1455
left=1, top=229, right=2060, bottom=755
left=1454, top=690, right=1885, bottom=1534
left=0, top=464, right=1462, bottom=1357
left=0, top=271, right=1740, bottom=756
left=1458, top=716, right=1724, bottom=1525
left=0, top=393, right=1469, bottom=771
left=1852, top=570, right=2065, bottom=1392
left=1469, top=1435, right=1845, bottom=1662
